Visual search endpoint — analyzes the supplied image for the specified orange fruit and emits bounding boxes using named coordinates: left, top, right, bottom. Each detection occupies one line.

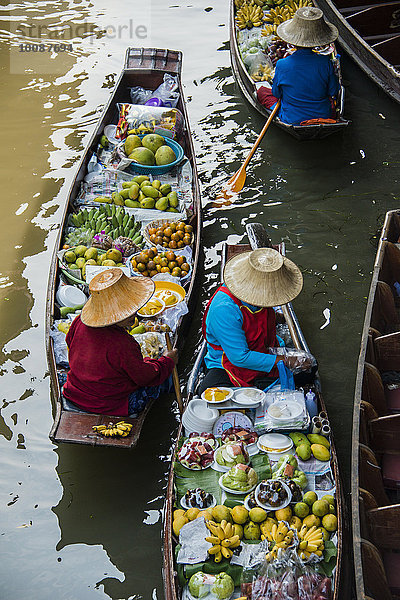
left=165, top=251, right=175, bottom=261
left=142, top=270, right=149, bottom=277
left=148, top=227, right=157, bottom=235
left=160, top=257, right=168, bottom=267
left=171, top=232, right=180, bottom=242
left=169, top=240, right=178, bottom=249
left=176, top=255, right=184, bottom=266
left=176, top=222, right=185, bottom=231
left=147, top=248, right=157, bottom=259
left=160, top=267, right=170, bottom=273
left=176, top=240, right=184, bottom=248
left=137, top=262, right=146, bottom=272
left=183, top=235, right=191, bottom=245
left=181, top=262, right=190, bottom=272
left=164, top=227, right=172, bottom=237
left=171, top=267, right=182, bottom=278
left=184, top=224, right=193, bottom=233
left=147, top=260, right=156, bottom=271
left=149, top=270, right=158, bottom=277
left=155, top=236, right=163, bottom=245
left=150, top=234, right=157, bottom=244
left=168, top=261, right=177, bottom=270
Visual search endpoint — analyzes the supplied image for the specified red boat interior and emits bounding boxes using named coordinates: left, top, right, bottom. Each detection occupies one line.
left=331, top=1, right=400, bottom=67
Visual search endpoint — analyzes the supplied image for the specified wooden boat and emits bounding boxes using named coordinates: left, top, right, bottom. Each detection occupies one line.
left=46, top=48, right=202, bottom=448
left=314, top=0, right=400, bottom=104
left=352, top=209, right=400, bottom=599
left=163, top=223, right=348, bottom=600
left=229, top=0, right=350, bottom=140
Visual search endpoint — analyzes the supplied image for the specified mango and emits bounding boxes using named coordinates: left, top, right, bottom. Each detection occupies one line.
left=141, top=133, right=165, bottom=154
left=275, top=506, right=292, bottom=522
left=112, top=192, right=124, bottom=206
left=75, top=245, right=87, bottom=257
left=142, top=185, right=160, bottom=199
left=166, top=207, right=179, bottom=213
left=290, top=516, right=302, bottom=531
left=94, top=196, right=112, bottom=203
left=289, top=432, right=310, bottom=447
left=64, top=250, right=77, bottom=263
left=303, top=514, right=320, bottom=528
left=173, top=509, right=186, bottom=520
left=233, top=523, right=244, bottom=539
left=152, top=179, right=161, bottom=189
left=155, top=197, right=168, bottom=211
left=231, top=505, right=249, bottom=525
left=321, top=494, right=335, bottom=506
left=120, top=189, right=130, bottom=200
left=130, top=325, right=146, bottom=334
left=132, top=175, right=150, bottom=184
left=76, top=257, right=86, bottom=269
left=155, top=145, right=176, bottom=166
left=167, top=191, right=178, bottom=207
left=211, top=505, right=231, bottom=523
left=243, top=521, right=260, bottom=540
left=125, top=199, right=141, bottom=208
left=122, top=180, right=138, bottom=189
left=68, top=263, right=79, bottom=271
left=84, top=247, right=98, bottom=260
left=173, top=515, right=188, bottom=537
left=128, top=183, right=140, bottom=200
left=140, top=198, right=156, bottom=209
left=185, top=507, right=200, bottom=521
left=129, top=147, right=155, bottom=166
left=307, top=434, right=330, bottom=449
left=296, top=443, right=311, bottom=461
left=160, top=183, right=172, bottom=196
left=124, top=134, right=142, bottom=156
left=102, top=259, right=116, bottom=266
left=311, top=443, right=330, bottom=462
left=249, top=507, right=267, bottom=523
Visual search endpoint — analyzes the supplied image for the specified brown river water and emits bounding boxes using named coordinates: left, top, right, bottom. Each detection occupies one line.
left=0, top=0, right=399, bottom=598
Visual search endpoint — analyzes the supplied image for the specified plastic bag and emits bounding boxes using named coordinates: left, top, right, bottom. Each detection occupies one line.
left=129, top=86, right=152, bottom=105
left=145, top=73, right=180, bottom=108
left=245, top=50, right=274, bottom=83
left=115, top=103, right=184, bottom=140
left=50, top=321, right=70, bottom=366
left=277, top=360, right=295, bottom=391
left=267, top=348, right=317, bottom=374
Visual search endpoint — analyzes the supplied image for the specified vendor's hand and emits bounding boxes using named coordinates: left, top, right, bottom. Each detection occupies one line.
left=164, top=349, right=178, bottom=365
left=283, top=355, right=313, bottom=371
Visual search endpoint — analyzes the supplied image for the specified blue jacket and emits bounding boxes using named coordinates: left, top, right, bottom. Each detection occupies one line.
left=272, top=48, right=340, bottom=125
left=204, top=290, right=284, bottom=373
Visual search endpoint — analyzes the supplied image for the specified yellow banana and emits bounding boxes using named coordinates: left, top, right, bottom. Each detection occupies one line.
left=214, top=551, right=223, bottom=563
left=221, top=546, right=233, bottom=559
left=205, top=536, right=220, bottom=544
left=208, top=545, right=221, bottom=555
left=221, top=539, right=232, bottom=548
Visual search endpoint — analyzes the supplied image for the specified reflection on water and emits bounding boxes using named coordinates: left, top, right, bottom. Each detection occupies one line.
left=0, top=0, right=400, bottom=596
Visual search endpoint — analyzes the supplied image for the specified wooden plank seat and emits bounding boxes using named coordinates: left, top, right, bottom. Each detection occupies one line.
left=374, top=331, right=400, bottom=372
left=359, top=444, right=391, bottom=506
left=383, top=553, right=400, bottom=597
left=361, top=539, right=393, bottom=600
left=362, top=363, right=400, bottom=416
left=365, top=506, right=400, bottom=597
left=371, top=280, right=400, bottom=335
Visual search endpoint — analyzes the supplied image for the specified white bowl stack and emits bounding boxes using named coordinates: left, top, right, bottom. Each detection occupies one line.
left=182, top=399, right=219, bottom=436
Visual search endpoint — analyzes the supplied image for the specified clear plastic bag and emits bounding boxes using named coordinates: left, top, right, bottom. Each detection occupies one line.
left=145, top=73, right=180, bottom=108
left=267, top=348, right=317, bottom=374
left=129, top=86, right=152, bottom=105
left=245, top=50, right=274, bottom=83
left=115, top=103, right=184, bottom=140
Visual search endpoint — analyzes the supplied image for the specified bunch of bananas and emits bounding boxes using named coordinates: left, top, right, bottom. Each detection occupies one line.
left=261, top=23, right=278, bottom=37
left=264, top=0, right=313, bottom=25
left=205, top=520, right=241, bottom=562
left=251, top=62, right=274, bottom=82
left=297, top=525, right=324, bottom=560
left=263, top=521, right=296, bottom=562
left=92, top=421, right=133, bottom=437
left=236, top=2, right=265, bottom=29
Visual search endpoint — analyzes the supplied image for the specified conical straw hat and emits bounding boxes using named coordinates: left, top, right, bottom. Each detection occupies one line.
left=223, top=248, right=303, bottom=308
left=277, top=7, right=338, bottom=48
left=81, top=269, right=155, bottom=327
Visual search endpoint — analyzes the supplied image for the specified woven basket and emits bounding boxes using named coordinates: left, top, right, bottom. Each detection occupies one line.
left=143, top=218, right=193, bottom=250
left=129, top=249, right=192, bottom=283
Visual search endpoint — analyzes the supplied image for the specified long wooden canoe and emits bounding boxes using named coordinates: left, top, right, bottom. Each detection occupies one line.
left=163, top=223, right=349, bottom=600
left=352, top=209, right=400, bottom=599
left=314, top=0, right=400, bottom=104
left=46, top=48, right=202, bottom=448
left=229, top=0, right=350, bottom=140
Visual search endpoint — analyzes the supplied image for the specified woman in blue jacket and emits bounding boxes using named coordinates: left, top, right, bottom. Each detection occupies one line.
left=257, top=7, right=340, bottom=125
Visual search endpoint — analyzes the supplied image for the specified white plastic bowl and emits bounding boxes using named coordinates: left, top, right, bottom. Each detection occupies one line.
left=187, top=399, right=219, bottom=424
left=56, top=285, right=87, bottom=308
left=267, top=401, right=303, bottom=423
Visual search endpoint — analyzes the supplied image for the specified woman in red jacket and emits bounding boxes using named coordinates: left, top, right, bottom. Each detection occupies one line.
left=63, top=269, right=177, bottom=416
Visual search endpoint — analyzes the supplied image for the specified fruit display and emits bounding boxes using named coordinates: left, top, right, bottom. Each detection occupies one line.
left=146, top=220, right=193, bottom=248
left=62, top=246, right=127, bottom=280
left=154, top=288, right=181, bottom=307
left=65, top=204, right=144, bottom=247
left=183, top=488, right=215, bottom=509
left=122, top=133, right=177, bottom=167
left=220, top=464, right=258, bottom=493
left=188, top=571, right=234, bottom=599
left=92, top=421, right=133, bottom=437
left=205, top=519, right=241, bottom=562
left=271, top=454, right=308, bottom=489
left=137, top=298, right=164, bottom=317
left=263, top=520, right=297, bottom=562
left=221, top=427, right=258, bottom=445
left=133, top=332, right=165, bottom=359
left=94, top=175, right=180, bottom=213
left=290, top=432, right=331, bottom=462
left=215, top=441, right=249, bottom=469
left=235, top=2, right=265, bottom=29
left=178, top=433, right=218, bottom=470
left=256, top=479, right=290, bottom=508
left=130, top=247, right=191, bottom=279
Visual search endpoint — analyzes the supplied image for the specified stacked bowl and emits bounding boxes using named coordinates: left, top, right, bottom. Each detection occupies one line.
left=182, top=399, right=219, bottom=436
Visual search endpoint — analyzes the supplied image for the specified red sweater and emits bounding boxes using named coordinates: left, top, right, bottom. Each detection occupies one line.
left=63, top=316, right=174, bottom=416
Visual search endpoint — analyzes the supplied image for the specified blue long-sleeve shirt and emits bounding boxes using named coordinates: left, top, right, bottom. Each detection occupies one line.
left=272, top=48, right=340, bottom=125
left=204, top=290, right=284, bottom=373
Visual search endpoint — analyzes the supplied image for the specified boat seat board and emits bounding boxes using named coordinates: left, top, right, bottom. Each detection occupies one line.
left=382, top=454, right=400, bottom=489
left=374, top=331, right=400, bottom=371
left=366, top=504, right=400, bottom=550
left=359, top=444, right=390, bottom=506
left=383, top=552, right=400, bottom=595
left=369, top=413, right=400, bottom=454
left=371, top=280, right=400, bottom=334
left=385, top=386, right=400, bottom=413
left=52, top=401, right=154, bottom=447
left=361, top=538, right=393, bottom=600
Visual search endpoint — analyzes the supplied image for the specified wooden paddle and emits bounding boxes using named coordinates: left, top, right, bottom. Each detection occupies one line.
left=165, top=332, right=183, bottom=414
left=216, top=100, right=281, bottom=202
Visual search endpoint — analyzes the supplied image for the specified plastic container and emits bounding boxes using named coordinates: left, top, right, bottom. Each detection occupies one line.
left=56, top=285, right=87, bottom=308
left=117, top=135, right=184, bottom=175
left=305, top=391, right=318, bottom=419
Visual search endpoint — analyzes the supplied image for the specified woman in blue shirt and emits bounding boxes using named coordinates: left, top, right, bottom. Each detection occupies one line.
left=257, top=7, right=340, bottom=125
left=199, top=248, right=313, bottom=394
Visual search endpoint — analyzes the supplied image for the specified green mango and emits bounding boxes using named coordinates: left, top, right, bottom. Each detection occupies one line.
left=140, top=197, right=156, bottom=209
left=130, top=324, right=146, bottom=334
left=307, top=434, right=330, bottom=449
left=289, top=432, right=310, bottom=447
left=120, top=189, right=130, bottom=199
left=160, top=183, right=172, bottom=196
left=133, top=175, right=150, bottom=184
left=142, top=185, right=160, bottom=199
left=166, top=207, right=179, bottom=213
left=128, top=183, right=140, bottom=200
left=167, top=191, right=178, bottom=207
left=112, top=192, right=124, bottom=206
left=94, top=196, right=111, bottom=203
left=155, top=197, right=168, bottom=211
left=152, top=179, right=161, bottom=190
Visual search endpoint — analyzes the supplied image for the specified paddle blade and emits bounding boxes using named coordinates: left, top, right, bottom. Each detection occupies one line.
left=214, top=166, right=246, bottom=205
